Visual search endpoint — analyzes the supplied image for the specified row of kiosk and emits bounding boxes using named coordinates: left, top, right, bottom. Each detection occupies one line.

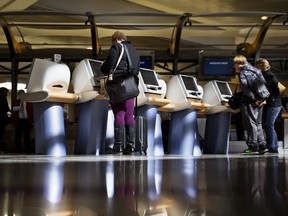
left=19, top=58, right=237, bottom=156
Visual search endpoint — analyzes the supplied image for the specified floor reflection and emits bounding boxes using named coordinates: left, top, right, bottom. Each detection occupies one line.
left=0, top=155, right=287, bottom=215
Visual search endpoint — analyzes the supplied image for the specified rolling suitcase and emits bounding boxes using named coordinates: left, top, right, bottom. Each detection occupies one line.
left=135, top=115, right=148, bottom=155
left=134, top=97, right=148, bottom=155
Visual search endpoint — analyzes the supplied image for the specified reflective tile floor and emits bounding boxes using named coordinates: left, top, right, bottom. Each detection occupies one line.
left=0, top=154, right=288, bottom=216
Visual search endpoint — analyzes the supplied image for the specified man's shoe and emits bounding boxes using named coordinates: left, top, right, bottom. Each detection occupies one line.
left=241, top=148, right=259, bottom=155
left=258, top=148, right=269, bottom=155
left=268, top=149, right=278, bottom=154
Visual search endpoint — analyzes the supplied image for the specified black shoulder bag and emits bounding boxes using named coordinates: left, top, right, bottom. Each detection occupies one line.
left=105, top=44, right=139, bottom=104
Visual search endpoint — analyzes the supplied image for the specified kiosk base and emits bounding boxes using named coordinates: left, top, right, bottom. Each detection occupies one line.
left=168, top=109, right=202, bottom=155
left=74, top=100, right=110, bottom=155
left=203, top=112, right=231, bottom=154
left=33, top=102, right=66, bottom=156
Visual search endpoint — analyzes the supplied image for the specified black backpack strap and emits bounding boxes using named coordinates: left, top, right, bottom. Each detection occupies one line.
left=234, top=82, right=239, bottom=93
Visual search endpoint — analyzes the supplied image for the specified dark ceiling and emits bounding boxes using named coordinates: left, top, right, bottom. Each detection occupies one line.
left=0, top=0, right=287, bottom=60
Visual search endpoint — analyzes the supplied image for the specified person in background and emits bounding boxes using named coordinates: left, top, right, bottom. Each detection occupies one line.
left=0, top=87, right=10, bottom=153
left=101, top=31, right=140, bottom=155
left=256, top=58, right=282, bottom=153
left=233, top=55, right=267, bottom=154
left=12, top=89, right=33, bottom=153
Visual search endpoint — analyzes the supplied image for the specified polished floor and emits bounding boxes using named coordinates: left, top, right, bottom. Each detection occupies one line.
left=0, top=153, right=287, bottom=216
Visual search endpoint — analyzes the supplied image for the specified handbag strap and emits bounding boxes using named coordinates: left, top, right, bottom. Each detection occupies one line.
left=123, top=44, right=139, bottom=117
left=123, top=44, right=134, bottom=74
left=110, top=43, right=124, bottom=76
left=135, top=96, right=138, bottom=117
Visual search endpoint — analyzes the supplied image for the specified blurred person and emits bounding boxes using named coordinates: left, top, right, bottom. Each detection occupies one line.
left=233, top=55, right=267, bottom=154
left=101, top=31, right=140, bottom=155
left=0, top=87, right=10, bottom=152
left=256, top=58, right=282, bottom=153
left=12, top=89, right=33, bottom=153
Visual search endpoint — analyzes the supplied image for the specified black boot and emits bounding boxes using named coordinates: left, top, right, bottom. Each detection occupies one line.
left=113, top=125, right=125, bottom=155
left=123, top=125, right=135, bottom=155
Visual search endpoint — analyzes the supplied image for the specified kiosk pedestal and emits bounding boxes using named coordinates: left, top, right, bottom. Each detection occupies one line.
left=74, top=99, right=110, bottom=155
left=33, top=102, right=66, bottom=156
left=168, top=109, right=202, bottom=155
left=203, top=111, right=231, bottom=154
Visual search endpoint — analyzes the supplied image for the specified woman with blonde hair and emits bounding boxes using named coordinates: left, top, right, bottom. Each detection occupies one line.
left=256, top=58, right=282, bottom=153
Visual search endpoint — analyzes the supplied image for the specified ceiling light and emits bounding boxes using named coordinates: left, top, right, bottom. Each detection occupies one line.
left=184, top=19, right=192, bottom=26
left=261, top=16, right=268, bottom=20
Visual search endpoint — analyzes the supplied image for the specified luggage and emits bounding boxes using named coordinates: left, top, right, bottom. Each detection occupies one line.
left=134, top=115, right=148, bottom=155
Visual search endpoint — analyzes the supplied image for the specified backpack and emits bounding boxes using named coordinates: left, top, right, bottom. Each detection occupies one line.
left=251, top=71, right=270, bottom=100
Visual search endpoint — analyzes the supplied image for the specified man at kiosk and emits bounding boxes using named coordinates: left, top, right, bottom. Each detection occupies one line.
left=233, top=55, right=268, bottom=154
left=101, top=31, right=140, bottom=155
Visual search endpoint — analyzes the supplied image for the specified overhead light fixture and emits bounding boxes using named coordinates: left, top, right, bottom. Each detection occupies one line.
left=184, top=18, right=192, bottom=26
left=261, top=16, right=268, bottom=20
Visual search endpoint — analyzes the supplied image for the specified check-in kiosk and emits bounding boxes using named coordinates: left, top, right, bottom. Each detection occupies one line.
left=159, top=75, right=208, bottom=155
left=202, top=80, right=233, bottom=154
left=137, top=68, right=170, bottom=156
left=72, top=59, right=100, bottom=103
left=71, top=59, right=110, bottom=155
left=19, top=58, right=78, bottom=156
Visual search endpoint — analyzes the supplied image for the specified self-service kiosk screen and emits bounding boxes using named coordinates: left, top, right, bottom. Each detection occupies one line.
left=215, top=81, right=232, bottom=95
left=140, top=68, right=159, bottom=86
left=88, top=60, right=103, bottom=77
left=181, top=76, right=199, bottom=91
